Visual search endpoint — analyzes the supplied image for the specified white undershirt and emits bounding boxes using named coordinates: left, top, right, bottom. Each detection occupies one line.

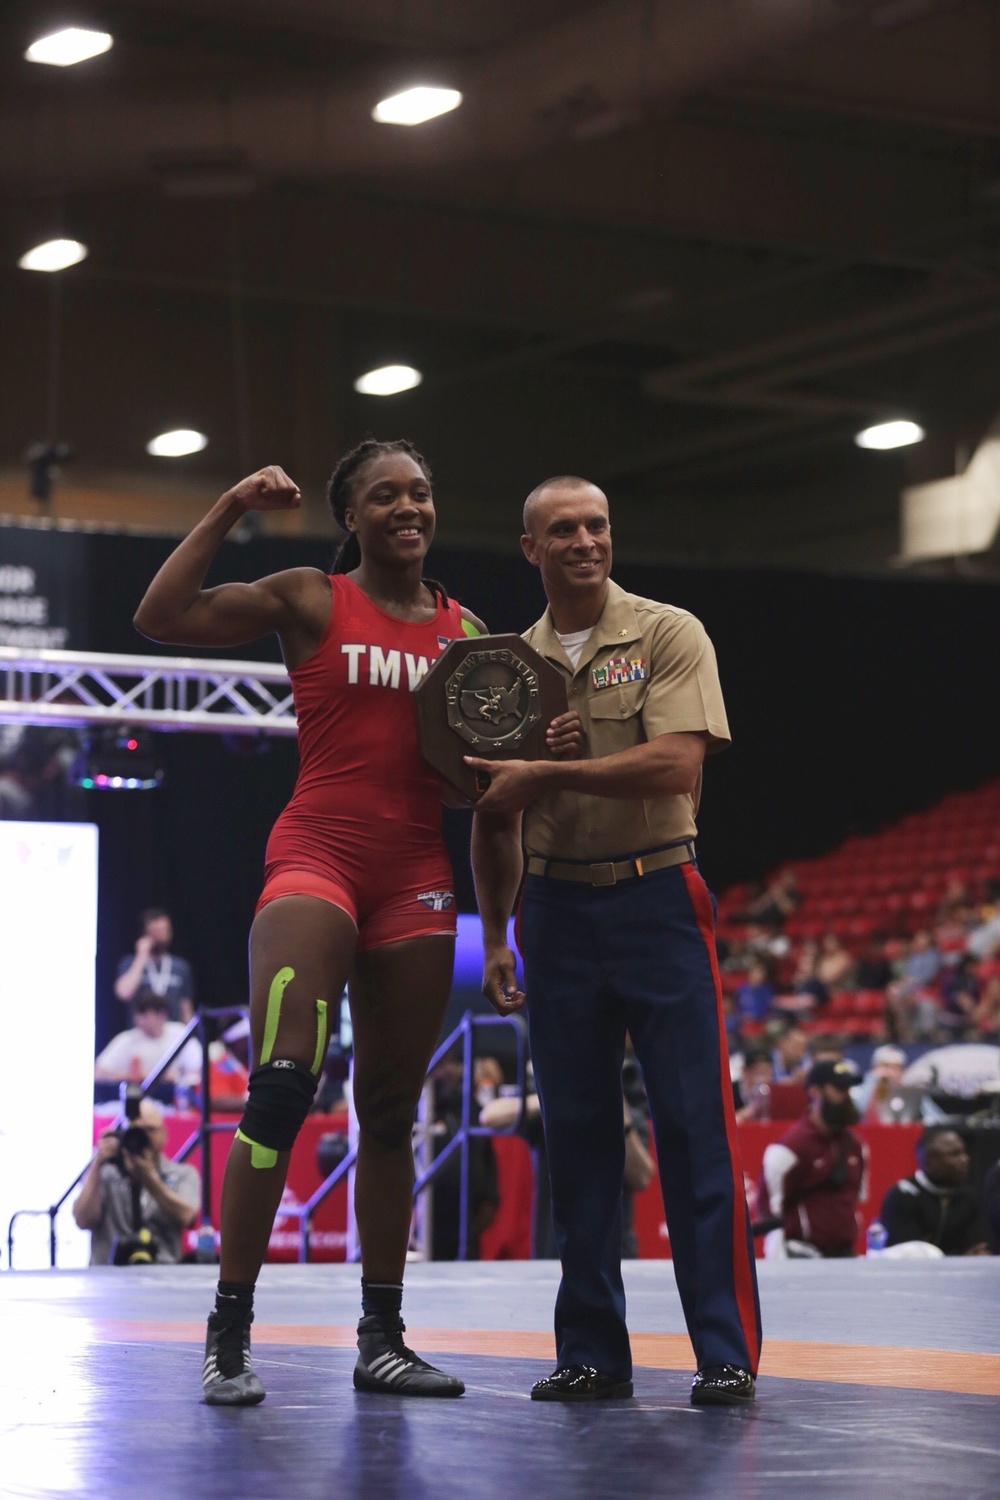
left=554, top=627, right=593, bottom=671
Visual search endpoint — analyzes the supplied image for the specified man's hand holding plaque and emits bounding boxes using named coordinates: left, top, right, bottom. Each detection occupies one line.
left=413, top=634, right=572, bottom=803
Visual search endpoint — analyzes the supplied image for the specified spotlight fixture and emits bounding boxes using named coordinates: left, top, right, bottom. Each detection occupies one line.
left=70, top=728, right=163, bottom=791
left=353, top=365, right=423, bottom=397
left=372, top=86, right=462, bottom=126
left=18, top=239, right=88, bottom=273
left=25, top=28, right=112, bottom=67
left=854, top=420, right=925, bottom=451
left=146, top=429, right=208, bottom=457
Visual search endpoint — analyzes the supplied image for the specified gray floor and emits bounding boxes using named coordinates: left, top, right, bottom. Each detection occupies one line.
left=2, top=1261, right=999, bottom=1500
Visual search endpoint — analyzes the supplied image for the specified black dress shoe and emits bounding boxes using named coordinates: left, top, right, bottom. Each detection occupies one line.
left=530, top=1365, right=633, bottom=1402
left=690, top=1365, right=756, bottom=1406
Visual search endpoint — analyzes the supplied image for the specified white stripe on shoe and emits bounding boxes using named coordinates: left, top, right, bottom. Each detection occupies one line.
left=367, top=1351, right=399, bottom=1375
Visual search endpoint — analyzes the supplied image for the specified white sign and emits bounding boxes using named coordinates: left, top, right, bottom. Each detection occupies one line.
left=0, top=822, right=97, bottom=1267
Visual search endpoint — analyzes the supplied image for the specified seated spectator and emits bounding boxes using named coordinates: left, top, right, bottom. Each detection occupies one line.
left=902, top=929, right=941, bottom=990
left=887, top=930, right=942, bottom=1041
left=815, top=932, right=855, bottom=994
left=938, top=955, right=980, bottom=1037
left=745, top=918, right=790, bottom=961
left=971, top=974, right=1000, bottom=1041
left=733, top=959, right=776, bottom=1024
left=852, top=1044, right=922, bottom=1123
left=966, top=908, right=1000, bottom=963
left=473, top=1056, right=505, bottom=1109
left=935, top=876, right=970, bottom=923
left=72, top=1098, right=200, bottom=1264
left=734, top=1049, right=774, bottom=1122
left=880, top=1129, right=990, bottom=1256
left=789, top=939, right=826, bottom=1007
left=94, top=995, right=205, bottom=1091
left=114, top=908, right=194, bottom=1023
left=743, top=868, right=801, bottom=926
left=769, top=1018, right=810, bottom=1084
left=854, top=938, right=894, bottom=992
left=759, top=1059, right=865, bottom=1258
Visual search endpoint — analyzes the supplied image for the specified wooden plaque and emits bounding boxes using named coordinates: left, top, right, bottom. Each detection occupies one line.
left=414, top=634, right=568, bottom=800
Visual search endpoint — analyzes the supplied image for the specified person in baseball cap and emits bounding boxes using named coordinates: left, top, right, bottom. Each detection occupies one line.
left=760, top=1057, right=865, bottom=1258
left=806, top=1057, right=863, bottom=1093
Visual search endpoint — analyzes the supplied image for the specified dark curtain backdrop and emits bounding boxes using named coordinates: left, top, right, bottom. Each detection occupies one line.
left=14, top=526, right=996, bottom=1045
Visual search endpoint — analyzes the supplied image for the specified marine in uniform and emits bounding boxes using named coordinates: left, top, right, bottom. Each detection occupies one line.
left=470, top=476, right=762, bottom=1406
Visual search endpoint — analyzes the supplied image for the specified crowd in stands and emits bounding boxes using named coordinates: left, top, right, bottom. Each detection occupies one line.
left=717, top=779, right=1000, bottom=1051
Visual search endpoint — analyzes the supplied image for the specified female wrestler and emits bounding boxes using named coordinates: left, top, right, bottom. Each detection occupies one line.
left=135, top=440, right=576, bottom=1405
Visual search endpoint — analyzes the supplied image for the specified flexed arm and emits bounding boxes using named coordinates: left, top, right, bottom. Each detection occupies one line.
left=133, top=467, right=312, bottom=649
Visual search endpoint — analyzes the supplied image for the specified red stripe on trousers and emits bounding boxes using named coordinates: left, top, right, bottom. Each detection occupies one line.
left=681, top=862, right=761, bottom=1376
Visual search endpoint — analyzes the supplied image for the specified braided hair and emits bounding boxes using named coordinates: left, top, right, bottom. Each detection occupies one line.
left=326, top=438, right=447, bottom=601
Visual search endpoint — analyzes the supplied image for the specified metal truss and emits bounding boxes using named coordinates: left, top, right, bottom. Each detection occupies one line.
left=0, top=646, right=296, bottom=736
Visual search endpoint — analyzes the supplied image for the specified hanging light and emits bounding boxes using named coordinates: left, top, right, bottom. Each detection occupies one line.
left=25, top=28, right=113, bottom=67
left=147, top=429, right=208, bottom=457
left=372, top=87, right=462, bottom=126
left=854, top=420, right=925, bottom=451
left=18, top=239, right=88, bottom=273
left=353, top=365, right=423, bottom=397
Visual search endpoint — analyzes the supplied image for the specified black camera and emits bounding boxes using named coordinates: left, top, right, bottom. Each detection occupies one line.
left=111, top=1227, right=161, bottom=1266
left=113, top=1123, right=154, bottom=1175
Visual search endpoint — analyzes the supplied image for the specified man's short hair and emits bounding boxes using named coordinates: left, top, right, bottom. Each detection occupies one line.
left=139, top=907, right=169, bottom=932
left=522, top=475, right=597, bottom=532
left=134, top=994, right=169, bottom=1014
left=916, top=1125, right=964, bottom=1164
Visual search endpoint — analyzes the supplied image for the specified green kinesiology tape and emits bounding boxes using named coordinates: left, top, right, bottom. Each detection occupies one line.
left=311, top=998, right=328, bottom=1076
left=259, top=966, right=294, bottom=1065
left=235, top=1128, right=278, bottom=1170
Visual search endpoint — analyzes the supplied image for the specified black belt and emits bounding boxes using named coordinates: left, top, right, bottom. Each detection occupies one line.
left=526, top=842, right=695, bottom=886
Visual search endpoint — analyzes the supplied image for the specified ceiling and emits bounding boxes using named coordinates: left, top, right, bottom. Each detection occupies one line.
left=3, top=0, right=1000, bottom=570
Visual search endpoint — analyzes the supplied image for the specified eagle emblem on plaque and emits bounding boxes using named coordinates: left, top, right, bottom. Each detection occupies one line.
left=414, top=634, right=567, bottom=799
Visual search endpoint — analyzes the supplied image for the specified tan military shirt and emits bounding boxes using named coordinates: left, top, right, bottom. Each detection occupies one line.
left=522, top=580, right=730, bottom=860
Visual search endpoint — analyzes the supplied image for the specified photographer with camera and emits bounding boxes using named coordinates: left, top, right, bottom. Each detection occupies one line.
left=72, top=1098, right=201, bottom=1264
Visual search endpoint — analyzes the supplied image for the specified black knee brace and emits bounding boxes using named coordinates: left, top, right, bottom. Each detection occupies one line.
left=239, top=1060, right=318, bottom=1153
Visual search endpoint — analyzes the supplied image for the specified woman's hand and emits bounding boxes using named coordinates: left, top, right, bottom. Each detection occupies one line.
left=225, top=466, right=301, bottom=512
left=546, top=711, right=585, bottom=760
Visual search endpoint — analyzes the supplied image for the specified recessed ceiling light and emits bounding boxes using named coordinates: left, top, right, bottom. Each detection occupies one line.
left=25, top=28, right=113, bottom=67
left=353, top=365, right=423, bottom=397
left=147, top=429, right=208, bottom=457
left=854, top=419, right=925, bottom=451
left=18, top=239, right=89, bottom=272
left=372, top=87, right=462, bottom=127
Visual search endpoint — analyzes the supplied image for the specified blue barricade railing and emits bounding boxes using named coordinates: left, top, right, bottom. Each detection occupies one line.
left=8, top=1006, right=527, bottom=1269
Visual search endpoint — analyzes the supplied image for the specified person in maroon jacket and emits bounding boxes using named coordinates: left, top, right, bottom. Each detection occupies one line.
left=759, top=1059, right=866, bottom=1258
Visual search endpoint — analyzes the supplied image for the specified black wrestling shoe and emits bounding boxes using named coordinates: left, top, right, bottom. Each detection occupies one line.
left=353, top=1314, right=465, bottom=1397
left=202, top=1309, right=266, bottom=1406
left=690, top=1365, right=756, bottom=1406
left=530, top=1365, right=633, bottom=1402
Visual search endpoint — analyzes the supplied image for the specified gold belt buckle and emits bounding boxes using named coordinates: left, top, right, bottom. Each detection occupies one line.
left=590, top=861, right=617, bottom=886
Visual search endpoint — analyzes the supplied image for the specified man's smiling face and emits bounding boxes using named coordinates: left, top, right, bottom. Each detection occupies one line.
left=521, top=482, right=612, bottom=606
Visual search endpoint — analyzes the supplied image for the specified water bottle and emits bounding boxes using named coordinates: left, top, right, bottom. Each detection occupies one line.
left=196, top=1222, right=217, bottom=1262
left=866, top=1220, right=888, bottom=1257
